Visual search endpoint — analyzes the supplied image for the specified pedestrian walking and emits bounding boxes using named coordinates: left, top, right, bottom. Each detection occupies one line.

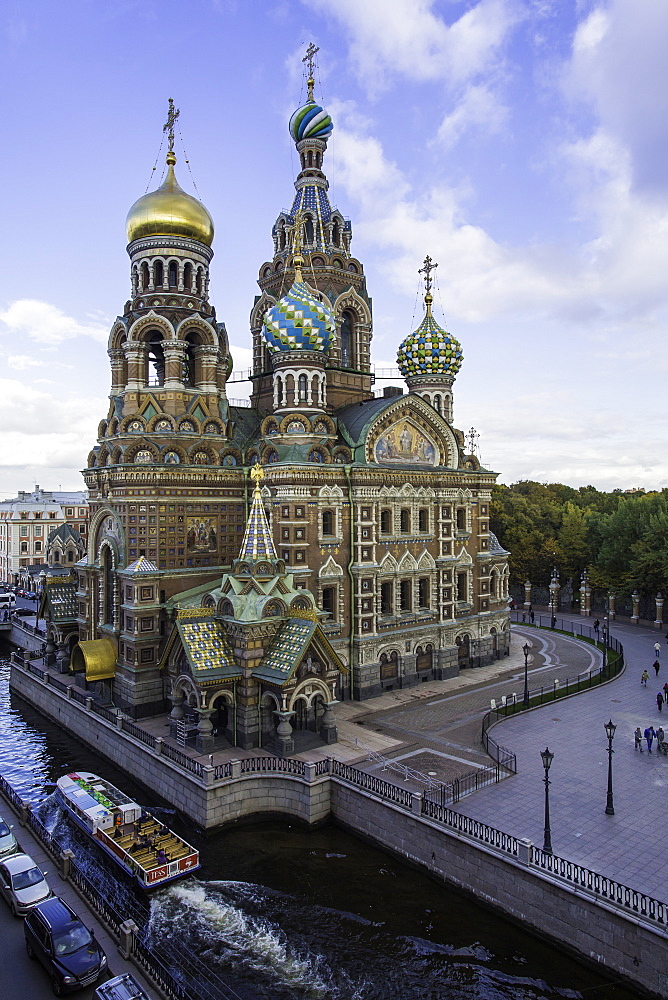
left=641, top=669, right=650, bottom=686
left=593, top=619, right=600, bottom=638
left=530, top=610, right=535, bottom=624
left=645, top=726, right=655, bottom=752
left=655, top=641, right=661, bottom=658
left=657, top=692, right=664, bottom=712
left=657, top=726, right=665, bottom=748
left=634, top=726, right=643, bottom=751
left=551, top=615, right=557, bottom=628
left=663, top=681, right=668, bottom=702
left=655, top=660, right=661, bottom=677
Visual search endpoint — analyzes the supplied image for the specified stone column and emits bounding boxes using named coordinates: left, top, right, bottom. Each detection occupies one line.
left=320, top=700, right=339, bottom=744
left=195, top=707, right=216, bottom=753
left=274, top=709, right=295, bottom=756
left=125, top=347, right=145, bottom=390
left=169, top=693, right=185, bottom=721
left=195, top=345, right=219, bottom=392
left=655, top=592, right=664, bottom=630
left=523, top=580, right=532, bottom=610
left=163, top=343, right=187, bottom=388
left=631, top=589, right=640, bottom=625
left=608, top=592, right=616, bottom=620
left=580, top=569, right=591, bottom=617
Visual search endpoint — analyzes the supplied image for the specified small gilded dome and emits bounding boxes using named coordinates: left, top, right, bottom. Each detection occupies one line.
left=126, top=154, right=214, bottom=246
left=397, top=300, right=463, bottom=378
left=289, top=100, right=333, bottom=142
left=263, top=279, right=335, bottom=353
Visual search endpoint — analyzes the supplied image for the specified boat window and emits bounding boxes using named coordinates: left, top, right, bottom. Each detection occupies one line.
left=0, top=822, right=10, bottom=837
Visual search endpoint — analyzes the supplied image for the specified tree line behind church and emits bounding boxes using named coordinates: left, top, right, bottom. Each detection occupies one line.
left=491, top=481, right=668, bottom=609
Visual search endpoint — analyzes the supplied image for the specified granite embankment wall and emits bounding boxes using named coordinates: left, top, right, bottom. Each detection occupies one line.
left=10, top=661, right=668, bottom=999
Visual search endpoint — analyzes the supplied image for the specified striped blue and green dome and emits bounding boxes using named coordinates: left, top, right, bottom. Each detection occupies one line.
left=397, top=308, right=463, bottom=378
left=263, top=279, right=335, bottom=353
left=289, top=100, right=333, bottom=142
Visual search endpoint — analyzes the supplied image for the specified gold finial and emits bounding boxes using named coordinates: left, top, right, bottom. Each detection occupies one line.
left=291, top=208, right=305, bottom=282
left=250, top=462, right=265, bottom=494
left=303, top=42, right=319, bottom=103
left=418, top=255, right=438, bottom=314
left=163, top=98, right=180, bottom=164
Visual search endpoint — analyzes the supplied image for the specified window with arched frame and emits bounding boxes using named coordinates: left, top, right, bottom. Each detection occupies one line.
left=141, top=262, right=150, bottom=290
left=183, top=332, right=200, bottom=387
left=380, top=509, right=392, bottom=534
left=418, top=508, right=428, bottom=532
left=153, top=260, right=164, bottom=288
left=298, top=374, right=308, bottom=401
left=322, top=510, right=334, bottom=536
left=340, top=311, right=354, bottom=368
left=332, top=220, right=340, bottom=247
left=304, top=217, right=314, bottom=244
left=146, top=331, right=165, bottom=386
left=183, top=262, right=192, bottom=291
left=380, top=582, right=393, bottom=615
left=102, top=547, right=114, bottom=625
left=168, top=261, right=178, bottom=287
left=400, top=580, right=412, bottom=612
left=400, top=509, right=411, bottom=534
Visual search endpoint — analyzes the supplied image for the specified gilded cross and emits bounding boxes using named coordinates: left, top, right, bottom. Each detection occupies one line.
left=303, top=42, right=319, bottom=101
left=163, top=98, right=180, bottom=154
left=418, top=255, right=438, bottom=294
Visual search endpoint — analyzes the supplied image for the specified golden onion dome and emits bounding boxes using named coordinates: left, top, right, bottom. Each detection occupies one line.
left=126, top=152, right=214, bottom=246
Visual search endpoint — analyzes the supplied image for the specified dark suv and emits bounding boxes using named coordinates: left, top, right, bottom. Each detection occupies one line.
left=24, top=896, right=107, bottom=995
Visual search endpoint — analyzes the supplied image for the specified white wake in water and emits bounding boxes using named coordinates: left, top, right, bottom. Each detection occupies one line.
left=148, top=879, right=337, bottom=996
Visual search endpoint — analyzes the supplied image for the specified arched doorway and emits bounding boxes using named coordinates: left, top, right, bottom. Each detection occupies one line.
left=416, top=644, right=433, bottom=673
left=211, top=696, right=230, bottom=742
left=456, top=634, right=470, bottom=668
left=293, top=698, right=309, bottom=730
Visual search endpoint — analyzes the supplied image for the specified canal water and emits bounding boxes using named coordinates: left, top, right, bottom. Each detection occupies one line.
left=0, top=661, right=639, bottom=1000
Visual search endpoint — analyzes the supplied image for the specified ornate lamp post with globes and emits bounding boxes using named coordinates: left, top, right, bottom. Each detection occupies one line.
left=605, top=719, right=616, bottom=815
left=540, top=747, right=554, bottom=855
left=523, top=642, right=531, bottom=708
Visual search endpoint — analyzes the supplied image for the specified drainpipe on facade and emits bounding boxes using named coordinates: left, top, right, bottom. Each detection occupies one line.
left=344, top=464, right=355, bottom=701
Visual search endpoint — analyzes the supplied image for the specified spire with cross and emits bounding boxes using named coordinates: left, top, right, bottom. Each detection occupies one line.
left=418, top=255, right=438, bottom=295
left=163, top=98, right=180, bottom=156
left=303, top=42, right=319, bottom=102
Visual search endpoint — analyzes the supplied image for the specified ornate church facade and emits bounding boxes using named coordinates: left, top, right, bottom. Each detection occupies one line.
left=42, top=58, right=510, bottom=747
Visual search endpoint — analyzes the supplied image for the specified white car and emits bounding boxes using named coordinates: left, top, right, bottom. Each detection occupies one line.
left=95, top=972, right=150, bottom=999
left=0, top=852, right=51, bottom=916
left=0, top=815, right=18, bottom=859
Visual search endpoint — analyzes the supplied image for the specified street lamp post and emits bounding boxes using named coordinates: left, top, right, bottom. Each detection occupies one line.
left=601, top=616, right=608, bottom=676
left=605, top=719, right=616, bottom=815
left=540, top=747, right=554, bottom=855
left=523, top=642, right=530, bottom=708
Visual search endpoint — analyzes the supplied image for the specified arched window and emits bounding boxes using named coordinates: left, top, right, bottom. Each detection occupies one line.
left=146, top=331, right=165, bottom=386
left=418, top=509, right=428, bottom=532
left=381, top=582, right=393, bottom=615
left=456, top=507, right=466, bottom=531
left=279, top=224, right=286, bottom=250
left=322, top=510, right=334, bottom=535
left=340, top=311, right=354, bottom=367
left=183, top=262, right=192, bottom=290
left=67, top=550, right=74, bottom=563
left=196, top=268, right=202, bottom=294
left=298, top=374, right=308, bottom=400
left=400, top=580, right=412, bottom=612
left=322, top=586, right=335, bottom=618
left=102, top=547, right=114, bottom=625
left=457, top=572, right=467, bottom=602
left=183, top=332, right=200, bottom=387
left=434, top=394, right=441, bottom=414
left=490, top=572, right=497, bottom=598
left=168, top=261, right=178, bottom=287
left=332, top=220, right=340, bottom=247
left=141, top=262, right=150, bottom=290
left=307, top=150, right=313, bottom=167
left=304, top=217, right=314, bottom=244
left=380, top=509, right=392, bottom=534
left=153, top=260, right=164, bottom=288
left=400, top=509, right=410, bottom=534
left=54, top=551, right=60, bottom=563
left=418, top=578, right=430, bottom=608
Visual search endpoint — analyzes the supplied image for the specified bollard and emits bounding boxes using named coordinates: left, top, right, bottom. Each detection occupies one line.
left=118, top=918, right=138, bottom=960
left=155, top=737, right=163, bottom=756
left=203, top=765, right=215, bottom=787
left=304, top=762, right=317, bottom=783
left=59, top=849, right=75, bottom=881
left=115, top=711, right=123, bottom=730
left=85, top=697, right=93, bottom=711
left=229, top=758, right=241, bottom=779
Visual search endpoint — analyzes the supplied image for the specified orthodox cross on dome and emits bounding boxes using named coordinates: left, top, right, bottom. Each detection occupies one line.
left=418, top=255, right=438, bottom=295
left=163, top=98, right=180, bottom=154
left=466, top=426, right=480, bottom=457
left=303, top=42, right=319, bottom=102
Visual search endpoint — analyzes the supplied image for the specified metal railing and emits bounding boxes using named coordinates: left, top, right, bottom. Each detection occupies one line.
left=239, top=755, right=306, bottom=777
left=421, top=799, right=520, bottom=856
left=331, top=759, right=414, bottom=808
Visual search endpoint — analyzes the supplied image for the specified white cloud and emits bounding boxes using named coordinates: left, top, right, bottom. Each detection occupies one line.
left=6, top=354, right=43, bottom=370
left=435, top=83, right=508, bottom=149
left=0, top=299, right=108, bottom=346
left=309, top=0, right=517, bottom=89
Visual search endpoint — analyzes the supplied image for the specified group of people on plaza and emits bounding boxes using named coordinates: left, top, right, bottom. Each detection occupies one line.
left=635, top=640, right=668, bottom=751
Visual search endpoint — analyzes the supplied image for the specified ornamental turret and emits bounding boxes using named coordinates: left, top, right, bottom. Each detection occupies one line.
left=397, top=256, right=463, bottom=422
left=251, top=44, right=373, bottom=413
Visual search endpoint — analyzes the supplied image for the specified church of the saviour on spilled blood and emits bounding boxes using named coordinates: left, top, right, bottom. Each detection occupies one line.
left=40, top=51, right=510, bottom=753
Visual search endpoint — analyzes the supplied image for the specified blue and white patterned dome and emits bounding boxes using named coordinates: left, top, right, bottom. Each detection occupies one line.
left=289, top=100, right=333, bottom=142
left=263, top=279, right=335, bottom=353
left=397, top=305, right=463, bottom=378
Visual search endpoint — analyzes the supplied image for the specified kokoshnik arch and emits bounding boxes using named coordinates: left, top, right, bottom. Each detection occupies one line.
left=39, top=50, right=511, bottom=752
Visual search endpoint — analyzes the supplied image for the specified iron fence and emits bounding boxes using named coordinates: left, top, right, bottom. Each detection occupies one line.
left=331, top=759, right=414, bottom=808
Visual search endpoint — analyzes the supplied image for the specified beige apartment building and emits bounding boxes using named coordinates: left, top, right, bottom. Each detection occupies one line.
left=0, top=487, right=88, bottom=586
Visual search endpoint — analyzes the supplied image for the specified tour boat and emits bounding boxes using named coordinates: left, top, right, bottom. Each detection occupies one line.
left=55, top=771, right=200, bottom=889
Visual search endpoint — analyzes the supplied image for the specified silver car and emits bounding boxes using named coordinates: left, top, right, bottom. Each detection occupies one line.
left=0, top=852, right=51, bottom=916
left=0, top=816, right=18, bottom=859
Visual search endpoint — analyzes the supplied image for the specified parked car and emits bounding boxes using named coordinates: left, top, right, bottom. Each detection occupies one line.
left=14, top=607, right=34, bottom=617
left=25, top=895, right=107, bottom=995
left=0, top=815, right=18, bottom=859
left=0, top=852, right=51, bottom=916
left=25, top=592, right=38, bottom=600
left=95, top=972, right=149, bottom=999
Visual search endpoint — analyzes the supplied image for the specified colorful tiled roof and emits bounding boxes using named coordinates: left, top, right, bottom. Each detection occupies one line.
left=239, top=484, right=277, bottom=561
left=125, top=556, right=159, bottom=573
left=263, top=279, right=335, bottom=353
left=177, top=615, right=240, bottom=682
left=43, top=578, right=77, bottom=623
left=253, top=617, right=317, bottom=684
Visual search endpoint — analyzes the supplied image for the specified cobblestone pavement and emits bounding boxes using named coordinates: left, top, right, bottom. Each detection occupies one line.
left=331, top=617, right=668, bottom=901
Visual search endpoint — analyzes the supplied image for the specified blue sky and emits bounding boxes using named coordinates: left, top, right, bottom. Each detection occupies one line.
left=1, top=0, right=667, bottom=494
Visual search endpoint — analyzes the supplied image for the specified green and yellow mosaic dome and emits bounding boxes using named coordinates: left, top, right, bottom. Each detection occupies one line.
left=397, top=305, right=463, bottom=378
left=263, top=279, right=335, bottom=353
